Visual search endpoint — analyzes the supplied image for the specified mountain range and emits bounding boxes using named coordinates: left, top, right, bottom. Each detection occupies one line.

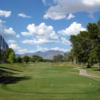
left=17, top=50, right=65, bottom=60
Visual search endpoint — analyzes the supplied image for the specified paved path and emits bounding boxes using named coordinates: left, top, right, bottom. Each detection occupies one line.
left=75, top=67, right=100, bottom=81
left=79, top=69, right=89, bottom=76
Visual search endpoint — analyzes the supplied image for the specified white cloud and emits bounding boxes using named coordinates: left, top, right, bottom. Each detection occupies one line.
left=9, top=43, right=30, bottom=54
left=44, top=11, right=66, bottom=20
left=0, top=20, right=17, bottom=42
left=0, top=10, right=11, bottom=17
left=44, top=0, right=100, bottom=20
left=21, top=32, right=33, bottom=36
left=18, top=13, right=31, bottom=18
left=21, top=22, right=59, bottom=44
left=22, top=38, right=53, bottom=45
left=22, top=39, right=34, bottom=45
left=17, top=49, right=29, bottom=54
left=9, top=43, right=20, bottom=50
left=4, top=27, right=16, bottom=35
left=49, top=47, right=70, bottom=52
left=22, top=22, right=77, bottom=45
left=16, top=47, right=35, bottom=54
left=33, top=38, right=49, bottom=44
left=26, top=23, right=57, bottom=37
left=67, top=13, right=75, bottom=20
left=36, top=46, right=70, bottom=52
left=59, top=22, right=86, bottom=36
left=83, top=0, right=100, bottom=6
left=60, top=37, right=71, bottom=45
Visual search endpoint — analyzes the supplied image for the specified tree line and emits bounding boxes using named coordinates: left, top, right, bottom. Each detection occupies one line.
left=15, top=53, right=66, bottom=63
left=70, top=20, right=100, bottom=70
left=0, top=48, right=66, bottom=63
left=0, top=48, right=46, bottom=63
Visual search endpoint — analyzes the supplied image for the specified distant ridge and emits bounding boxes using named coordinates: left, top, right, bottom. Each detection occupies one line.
left=17, top=50, right=65, bottom=60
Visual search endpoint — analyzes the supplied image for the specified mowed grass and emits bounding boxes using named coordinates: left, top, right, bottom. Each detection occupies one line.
left=0, top=63, right=100, bottom=100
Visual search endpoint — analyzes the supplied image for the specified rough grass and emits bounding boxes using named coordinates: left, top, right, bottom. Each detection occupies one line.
left=0, top=63, right=100, bottom=100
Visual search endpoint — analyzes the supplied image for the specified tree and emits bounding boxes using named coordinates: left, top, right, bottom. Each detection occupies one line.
left=70, top=20, right=100, bottom=70
left=0, top=50, right=3, bottom=63
left=87, top=21, right=100, bottom=69
left=97, top=20, right=100, bottom=36
left=64, top=50, right=75, bottom=63
left=5, top=48, right=15, bottom=63
left=7, top=52, right=15, bottom=63
left=87, top=23, right=99, bottom=39
left=0, top=49, right=8, bottom=63
left=31, top=55, right=43, bottom=62
left=70, top=31, right=92, bottom=66
left=53, top=54, right=64, bottom=62
left=16, top=56, right=22, bottom=63
left=23, top=56, right=30, bottom=63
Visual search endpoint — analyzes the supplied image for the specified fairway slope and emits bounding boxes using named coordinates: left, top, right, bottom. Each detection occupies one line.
left=0, top=63, right=100, bottom=100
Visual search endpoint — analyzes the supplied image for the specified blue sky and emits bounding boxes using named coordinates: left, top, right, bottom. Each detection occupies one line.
left=0, top=0, right=100, bottom=54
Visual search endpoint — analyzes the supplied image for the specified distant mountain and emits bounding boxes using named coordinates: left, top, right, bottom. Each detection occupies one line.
left=33, top=50, right=65, bottom=59
left=17, top=50, right=65, bottom=60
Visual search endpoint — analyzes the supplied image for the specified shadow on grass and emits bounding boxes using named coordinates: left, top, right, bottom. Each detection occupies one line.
left=0, top=68, right=31, bottom=85
left=0, top=66, right=23, bottom=72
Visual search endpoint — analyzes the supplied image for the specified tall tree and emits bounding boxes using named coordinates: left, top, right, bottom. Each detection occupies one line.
left=70, top=31, right=92, bottom=66
left=5, top=48, right=15, bottom=63
left=70, top=20, right=100, bottom=69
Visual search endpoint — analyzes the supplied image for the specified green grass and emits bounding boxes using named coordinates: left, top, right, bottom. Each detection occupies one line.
left=0, top=63, right=100, bottom=100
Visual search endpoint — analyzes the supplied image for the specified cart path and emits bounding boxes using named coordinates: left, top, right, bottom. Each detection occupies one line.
left=75, top=67, right=100, bottom=81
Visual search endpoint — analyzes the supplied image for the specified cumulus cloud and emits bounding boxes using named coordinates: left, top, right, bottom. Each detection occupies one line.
left=59, top=22, right=86, bottom=36
left=9, top=42, right=30, bottom=54
left=67, top=13, right=75, bottom=20
left=9, top=43, right=20, bottom=50
left=21, top=32, right=32, bottom=36
left=26, top=23, right=57, bottom=38
left=18, top=13, right=31, bottom=18
left=49, top=47, right=70, bottom=52
left=22, top=22, right=82, bottom=45
left=0, top=10, right=11, bottom=17
left=17, top=49, right=29, bottom=54
left=22, top=38, right=53, bottom=45
left=44, top=0, right=100, bottom=20
left=0, top=19, right=19, bottom=45
left=0, top=20, right=17, bottom=38
left=22, top=39, right=34, bottom=45
left=36, top=45, right=70, bottom=52
left=21, top=22, right=59, bottom=44
left=4, top=27, right=16, bottom=35
left=60, top=37, right=71, bottom=45
left=83, top=0, right=100, bottom=6
left=32, top=38, right=51, bottom=44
